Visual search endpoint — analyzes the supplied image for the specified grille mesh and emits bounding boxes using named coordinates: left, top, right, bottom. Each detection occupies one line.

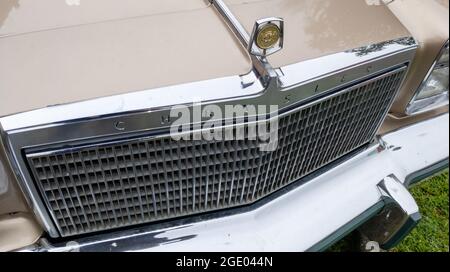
left=26, top=68, right=406, bottom=237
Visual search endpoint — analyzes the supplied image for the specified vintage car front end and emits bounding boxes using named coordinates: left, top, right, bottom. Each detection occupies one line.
left=0, top=0, right=448, bottom=252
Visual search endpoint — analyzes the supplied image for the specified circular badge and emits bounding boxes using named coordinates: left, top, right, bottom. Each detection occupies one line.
left=256, top=23, right=281, bottom=50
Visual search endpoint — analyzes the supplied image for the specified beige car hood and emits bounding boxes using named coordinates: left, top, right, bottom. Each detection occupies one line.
left=0, top=0, right=410, bottom=117
left=0, top=0, right=252, bottom=117
left=0, top=0, right=210, bottom=37
left=226, top=0, right=410, bottom=67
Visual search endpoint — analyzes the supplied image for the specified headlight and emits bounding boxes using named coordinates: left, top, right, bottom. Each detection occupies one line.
left=406, top=41, right=449, bottom=115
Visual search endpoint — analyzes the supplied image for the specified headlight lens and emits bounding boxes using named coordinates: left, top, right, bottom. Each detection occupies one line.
left=416, top=66, right=449, bottom=100
left=438, top=45, right=449, bottom=64
left=406, top=41, right=449, bottom=115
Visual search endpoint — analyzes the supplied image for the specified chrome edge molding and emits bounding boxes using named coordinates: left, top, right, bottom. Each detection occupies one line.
left=0, top=37, right=417, bottom=238
left=406, top=40, right=449, bottom=115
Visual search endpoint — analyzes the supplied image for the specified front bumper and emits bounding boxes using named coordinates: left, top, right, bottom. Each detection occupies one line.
left=22, top=113, right=449, bottom=252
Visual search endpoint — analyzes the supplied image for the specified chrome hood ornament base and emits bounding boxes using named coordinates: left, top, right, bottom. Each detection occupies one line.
left=209, top=0, right=284, bottom=85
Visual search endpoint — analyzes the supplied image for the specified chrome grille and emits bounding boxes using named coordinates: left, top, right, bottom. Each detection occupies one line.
left=26, top=68, right=406, bottom=237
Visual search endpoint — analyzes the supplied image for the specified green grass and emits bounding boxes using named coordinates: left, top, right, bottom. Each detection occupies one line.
left=330, top=170, right=449, bottom=252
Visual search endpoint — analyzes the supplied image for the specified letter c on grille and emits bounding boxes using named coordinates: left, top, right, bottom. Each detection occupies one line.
left=114, top=121, right=126, bottom=131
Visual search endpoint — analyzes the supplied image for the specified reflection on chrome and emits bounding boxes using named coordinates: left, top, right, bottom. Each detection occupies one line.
left=346, top=37, right=416, bottom=57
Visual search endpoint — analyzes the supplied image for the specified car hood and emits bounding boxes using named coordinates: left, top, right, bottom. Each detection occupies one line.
left=0, top=0, right=211, bottom=37
left=0, top=0, right=410, bottom=117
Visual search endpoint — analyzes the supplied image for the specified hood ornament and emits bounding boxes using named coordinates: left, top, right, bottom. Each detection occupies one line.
left=210, top=0, right=283, bottom=85
left=209, top=0, right=284, bottom=58
left=249, top=17, right=284, bottom=57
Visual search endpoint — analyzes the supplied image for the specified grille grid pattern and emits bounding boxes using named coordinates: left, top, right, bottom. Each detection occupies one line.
left=26, top=68, right=406, bottom=237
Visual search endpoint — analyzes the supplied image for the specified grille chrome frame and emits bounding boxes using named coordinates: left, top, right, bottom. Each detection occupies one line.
left=26, top=67, right=406, bottom=237
left=0, top=38, right=417, bottom=238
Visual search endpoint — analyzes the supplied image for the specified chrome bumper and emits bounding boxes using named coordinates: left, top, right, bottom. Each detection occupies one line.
left=21, top=113, right=449, bottom=252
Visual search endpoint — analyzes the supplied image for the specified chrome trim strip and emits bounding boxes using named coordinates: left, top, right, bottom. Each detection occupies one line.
left=405, top=158, right=449, bottom=188
left=0, top=38, right=417, bottom=238
left=25, top=67, right=405, bottom=158
left=308, top=202, right=385, bottom=252
left=0, top=129, right=57, bottom=237
left=209, top=0, right=250, bottom=48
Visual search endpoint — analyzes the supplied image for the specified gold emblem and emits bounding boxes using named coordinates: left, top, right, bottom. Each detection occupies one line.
left=256, top=23, right=281, bottom=50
